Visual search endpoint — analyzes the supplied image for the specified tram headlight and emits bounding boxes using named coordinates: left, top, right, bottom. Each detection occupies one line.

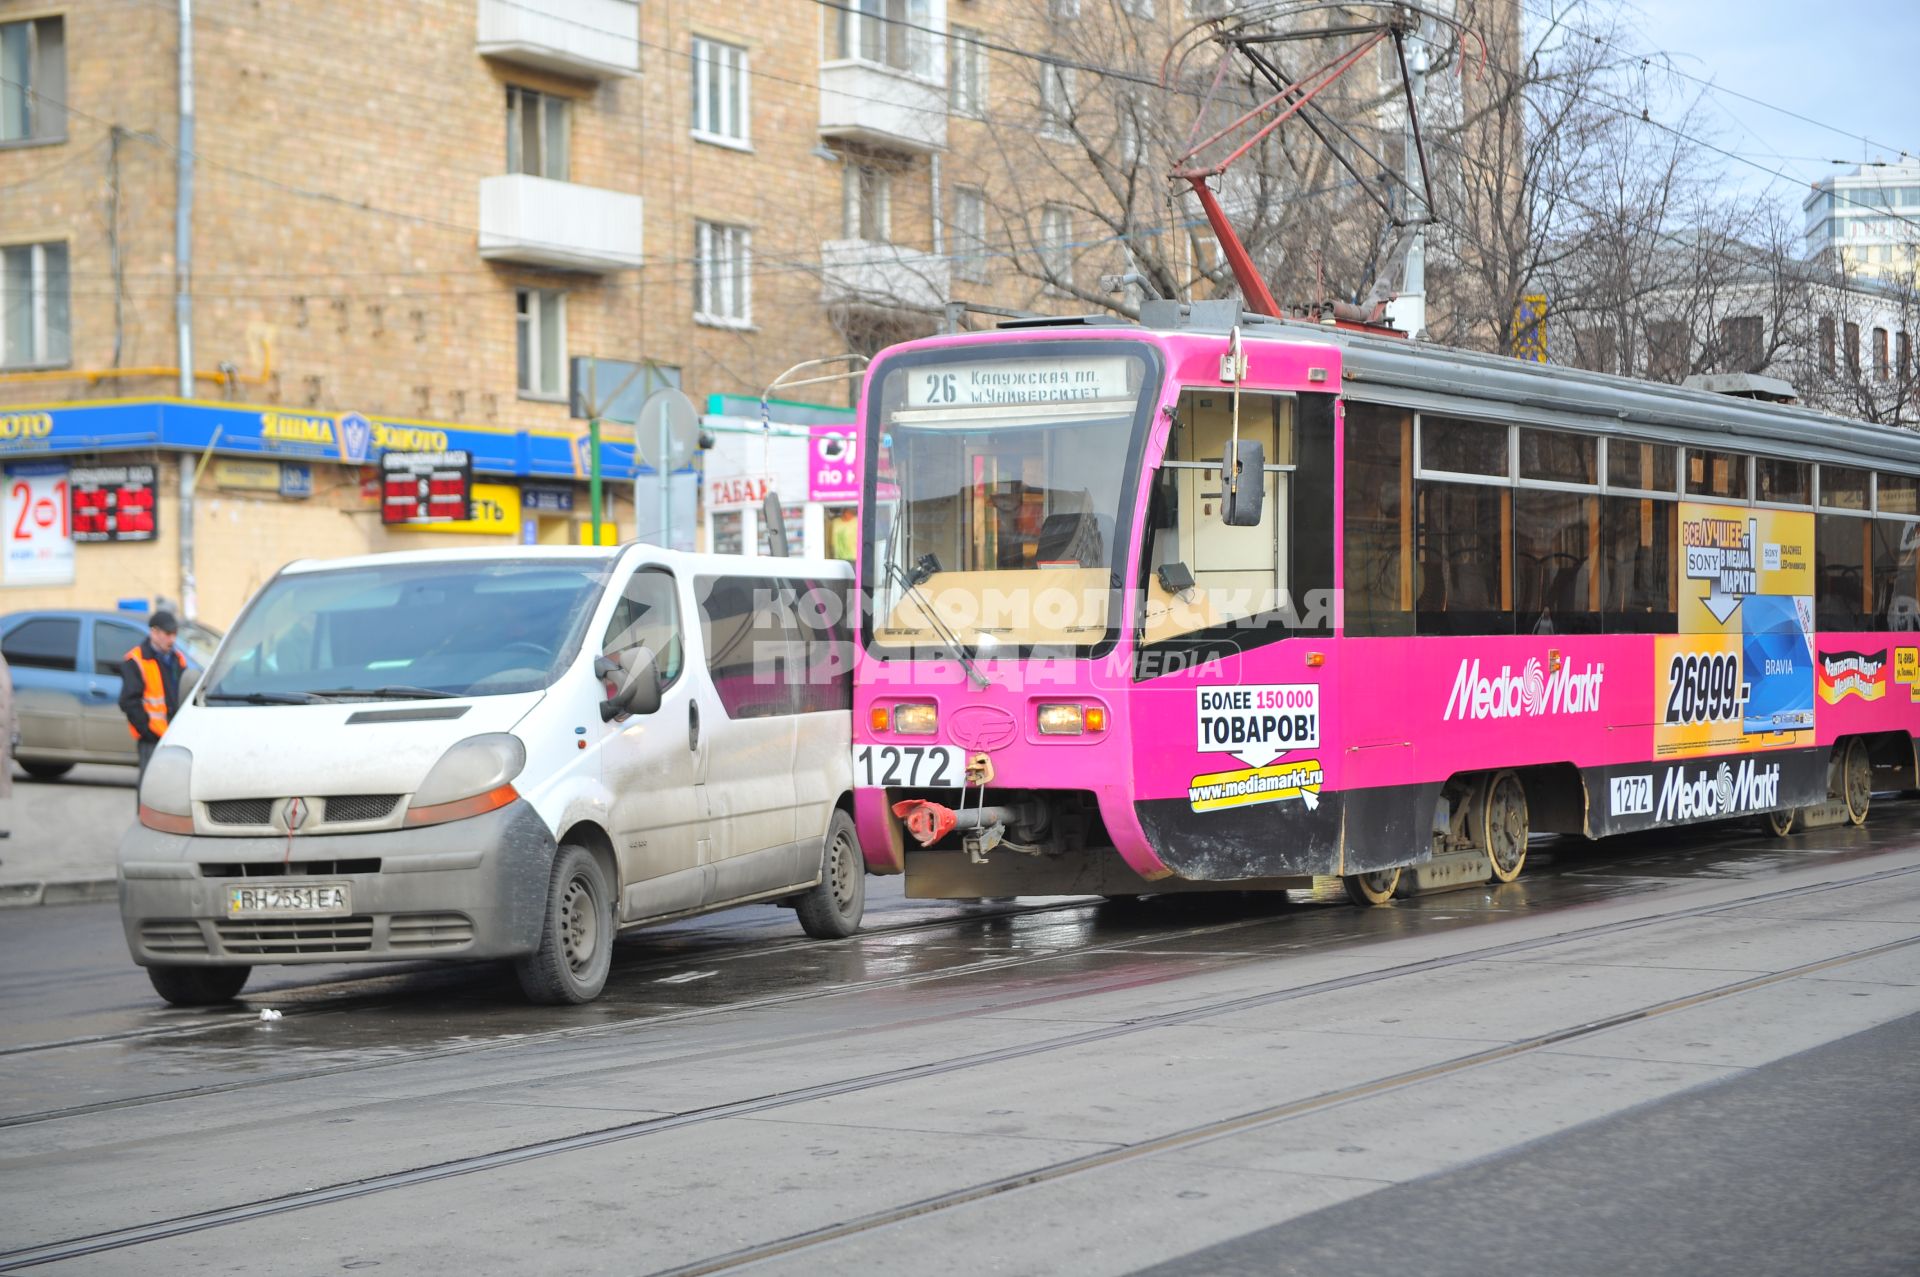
left=892, top=703, right=938, bottom=735
left=1037, top=703, right=1097, bottom=735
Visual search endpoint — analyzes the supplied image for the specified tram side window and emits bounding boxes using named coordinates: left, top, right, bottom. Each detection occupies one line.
left=1871, top=519, right=1918, bottom=631
left=1815, top=514, right=1870, bottom=630
left=1341, top=402, right=1412, bottom=637
left=1414, top=480, right=1509, bottom=635
left=1513, top=489, right=1600, bottom=634
left=1597, top=496, right=1677, bottom=633
left=1686, top=448, right=1749, bottom=501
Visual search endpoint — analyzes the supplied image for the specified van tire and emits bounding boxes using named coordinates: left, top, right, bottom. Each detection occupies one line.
left=796, top=811, right=865, bottom=940
left=20, top=761, right=73, bottom=781
left=515, top=844, right=613, bottom=1005
left=148, top=963, right=251, bottom=1006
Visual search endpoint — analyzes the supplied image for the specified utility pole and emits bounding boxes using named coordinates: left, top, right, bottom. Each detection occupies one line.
left=1386, top=23, right=1429, bottom=340
left=175, top=0, right=198, bottom=618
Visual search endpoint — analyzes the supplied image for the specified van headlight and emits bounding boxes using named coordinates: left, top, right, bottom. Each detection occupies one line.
left=404, top=734, right=527, bottom=827
left=138, top=746, right=196, bottom=835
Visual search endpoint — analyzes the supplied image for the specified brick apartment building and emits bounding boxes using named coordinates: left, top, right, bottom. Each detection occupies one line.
left=0, top=0, right=1490, bottom=626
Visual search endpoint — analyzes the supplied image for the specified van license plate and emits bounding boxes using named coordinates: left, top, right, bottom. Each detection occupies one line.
left=854, top=745, right=965, bottom=789
left=227, top=883, right=351, bottom=918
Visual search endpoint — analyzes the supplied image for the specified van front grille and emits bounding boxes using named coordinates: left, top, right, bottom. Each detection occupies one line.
left=140, top=920, right=210, bottom=955
left=388, top=912, right=475, bottom=951
left=200, top=859, right=381, bottom=879
left=323, top=794, right=400, bottom=823
left=215, top=916, right=374, bottom=956
left=206, top=799, right=274, bottom=826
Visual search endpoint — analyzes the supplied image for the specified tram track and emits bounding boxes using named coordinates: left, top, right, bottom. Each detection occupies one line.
left=0, top=895, right=1102, bottom=1062
left=0, top=894, right=1306, bottom=1129
left=5, top=857, right=1913, bottom=1272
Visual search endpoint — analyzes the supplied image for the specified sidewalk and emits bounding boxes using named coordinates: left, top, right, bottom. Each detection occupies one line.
left=0, top=764, right=134, bottom=908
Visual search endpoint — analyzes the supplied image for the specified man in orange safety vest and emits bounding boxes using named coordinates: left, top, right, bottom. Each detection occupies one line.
left=117, top=610, right=188, bottom=783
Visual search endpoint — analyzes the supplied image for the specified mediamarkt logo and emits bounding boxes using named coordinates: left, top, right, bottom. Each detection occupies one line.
left=1656, top=758, right=1781, bottom=822
left=1443, top=656, right=1605, bottom=721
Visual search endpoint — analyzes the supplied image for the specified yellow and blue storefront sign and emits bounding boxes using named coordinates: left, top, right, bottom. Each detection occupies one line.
left=0, top=399, right=640, bottom=480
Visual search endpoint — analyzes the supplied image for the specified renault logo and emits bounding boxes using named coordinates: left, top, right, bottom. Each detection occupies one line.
left=283, top=797, right=309, bottom=833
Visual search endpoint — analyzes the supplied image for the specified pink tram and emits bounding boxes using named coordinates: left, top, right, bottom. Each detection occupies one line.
left=846, top=303, right=1920, bottom=904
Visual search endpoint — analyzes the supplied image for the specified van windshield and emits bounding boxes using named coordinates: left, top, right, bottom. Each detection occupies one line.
left=201, top=559, right=612, bottom=702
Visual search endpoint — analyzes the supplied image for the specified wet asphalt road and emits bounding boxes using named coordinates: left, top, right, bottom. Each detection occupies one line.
left=2, top=803, right=1919, bottom=1274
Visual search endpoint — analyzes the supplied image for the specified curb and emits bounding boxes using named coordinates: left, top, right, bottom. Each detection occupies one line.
left=0, top=877, right=118, bottom=908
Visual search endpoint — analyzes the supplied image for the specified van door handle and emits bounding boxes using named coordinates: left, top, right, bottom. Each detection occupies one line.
left=688, top=702, right=700, bottom=752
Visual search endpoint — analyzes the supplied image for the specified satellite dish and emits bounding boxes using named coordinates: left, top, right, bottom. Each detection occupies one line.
left=636, top=388, right=700, bottom=471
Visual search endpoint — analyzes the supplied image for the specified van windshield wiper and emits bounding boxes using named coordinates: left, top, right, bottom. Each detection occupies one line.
left=204, top=691, right=326, bottom=705
left=305, top=686, right=461, bottom=701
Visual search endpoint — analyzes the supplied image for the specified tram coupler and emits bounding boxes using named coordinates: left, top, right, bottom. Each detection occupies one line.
left=963, top=822, right=1005, bottom=863
left=892, top=799, right=957, bottom=848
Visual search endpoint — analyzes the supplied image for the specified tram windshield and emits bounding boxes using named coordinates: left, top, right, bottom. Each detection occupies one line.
left=863, top=344, right=1158, bottom=654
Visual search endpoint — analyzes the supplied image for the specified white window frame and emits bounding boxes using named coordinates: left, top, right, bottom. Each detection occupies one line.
left=691, top=37, right=750, bottom=149
left=515, top=288, right=567, bottom=402
left=1117, top=0, right=1155, bottom=16
left=843, top=164, right=893, bottom=243
left=1039, top=63, right=1076, bottom=140
left=951, top=185, right=988, bottom=282
left=948, top=26, right=986, bottom=117
left=1040, top=203, right=1072, bottom=290
left=0, top=16, right=64, bottom=146
left=837, top=0, right=936, bottom=79
left=505, top=86, right=570, bottom=180
left=0, top=240, right=69, bottom=370
left=695, top=221, right=753, bottom=328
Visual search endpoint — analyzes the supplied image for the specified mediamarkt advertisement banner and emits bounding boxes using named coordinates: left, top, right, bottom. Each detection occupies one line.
left=1655, top=502, right=1816, bottom=759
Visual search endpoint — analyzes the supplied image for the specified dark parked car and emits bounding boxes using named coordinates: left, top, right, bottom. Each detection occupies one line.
left=0, top=610, right=220, bottom=778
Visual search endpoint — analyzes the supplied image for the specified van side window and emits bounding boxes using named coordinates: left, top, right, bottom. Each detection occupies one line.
left=791, top=578, right=853, bottom=714
left=696, top=575, right=808, bottom=719
left=602, top=569, right=683, bottom=692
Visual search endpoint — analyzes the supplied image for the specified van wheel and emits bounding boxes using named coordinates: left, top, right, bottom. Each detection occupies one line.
left=796, top=811, right=865, bottom=940
left=20, top=761, right=73, bottom=781
left=148, top=964, right=251, bottom=1006
left=515, top=844, right=613, bottom=1005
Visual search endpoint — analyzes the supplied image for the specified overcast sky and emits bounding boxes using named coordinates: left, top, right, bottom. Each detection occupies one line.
left=1604, top=0, right=1920, bottom=208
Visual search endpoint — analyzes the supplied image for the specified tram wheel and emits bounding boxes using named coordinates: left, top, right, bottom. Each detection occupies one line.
left=1837, top=738, right=1872, bottom=826
left=1342, top=867, right=1401, bottom=906
left=1762, top=806, right=1797, bottom=838
left=1481, top=770, right=1529, bottom=884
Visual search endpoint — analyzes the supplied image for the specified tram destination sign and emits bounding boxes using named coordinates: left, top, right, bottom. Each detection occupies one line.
left=908, top=356, right=1132, bottom=408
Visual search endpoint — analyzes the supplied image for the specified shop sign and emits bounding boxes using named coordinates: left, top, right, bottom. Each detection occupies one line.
left=212, top=459, right=282, bottom=492
left=710, top=475, right=772, bottom=509
left=70, top=465, right=159, bottom=542
left=522, top=485, right=574, bottom=513
left=0, top=412, right=56, bottom=454
left=382, top=450, right=474, bottom=525
left=809, top=426, right=859, bottom=502
left=279, top=463, right=313, bottom=499
left=405, top=482, right=521, bottom=536
left=3, top=461, right=76, bottom=585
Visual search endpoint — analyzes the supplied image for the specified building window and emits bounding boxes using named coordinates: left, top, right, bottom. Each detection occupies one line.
left=1845, top=321, right=1861, bottom=374
left=0, top=16, right=64, bottom=144
left=949, top=26, right=986, bottom=116
left=1900, top=331, right=1912, bottom=383
left=515, top=289, right=565, bottom=400
left=691, top=37, right=749, bottom=145
left=1819, top=315, right=1836, bottom=373
left=1116, top=97, right=1143, bottom=167
left=505, top=87, right=568, bottom=180
left=839, top=0, right=933, bottom=76
left=951, top=185, right=988, bottom=281
left=1645, top=319, right=1688, bottom=383
left=1049, top=0, right=1080, bottom=18
left=1039, top=63, right=1076, bottom=139
left=1041, top=203, right=1072, bottom=289
left=1, top=241, right=69, bottom=369
left=1117, top=0, right=1155, bottom=15
left=1873, top=327, right=1890, bottom=380
left=1718, top=315, right=1762, bottom=372
left=695, top=221, right=751, bottom=326
left=843, top=164, right=891, bottom=242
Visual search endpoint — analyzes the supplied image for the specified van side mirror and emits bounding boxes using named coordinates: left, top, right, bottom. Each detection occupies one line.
left=599, top=647, right=662, bottom=722
left=1220, top=439, right=1265, bottom=526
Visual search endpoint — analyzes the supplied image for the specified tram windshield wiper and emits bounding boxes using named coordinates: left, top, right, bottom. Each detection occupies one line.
left=887, top=557, right=991, bottom=689
left=304, top=686, right=461, bottom=701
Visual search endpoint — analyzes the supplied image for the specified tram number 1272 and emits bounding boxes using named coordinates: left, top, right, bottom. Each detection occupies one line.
left=854, top=744, right=965, bottom=789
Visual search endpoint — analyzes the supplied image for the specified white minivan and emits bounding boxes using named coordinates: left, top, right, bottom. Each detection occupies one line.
left=119, top=546, right=863, bottom=1005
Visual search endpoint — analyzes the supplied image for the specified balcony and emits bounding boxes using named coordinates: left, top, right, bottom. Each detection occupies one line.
left=820, top=240, right=950, bottom=313
left=478, top=174, right=643, bottom=273
left=818, top=62, right=948, bottom=154
left=476, top=0, right=639, bottom=80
